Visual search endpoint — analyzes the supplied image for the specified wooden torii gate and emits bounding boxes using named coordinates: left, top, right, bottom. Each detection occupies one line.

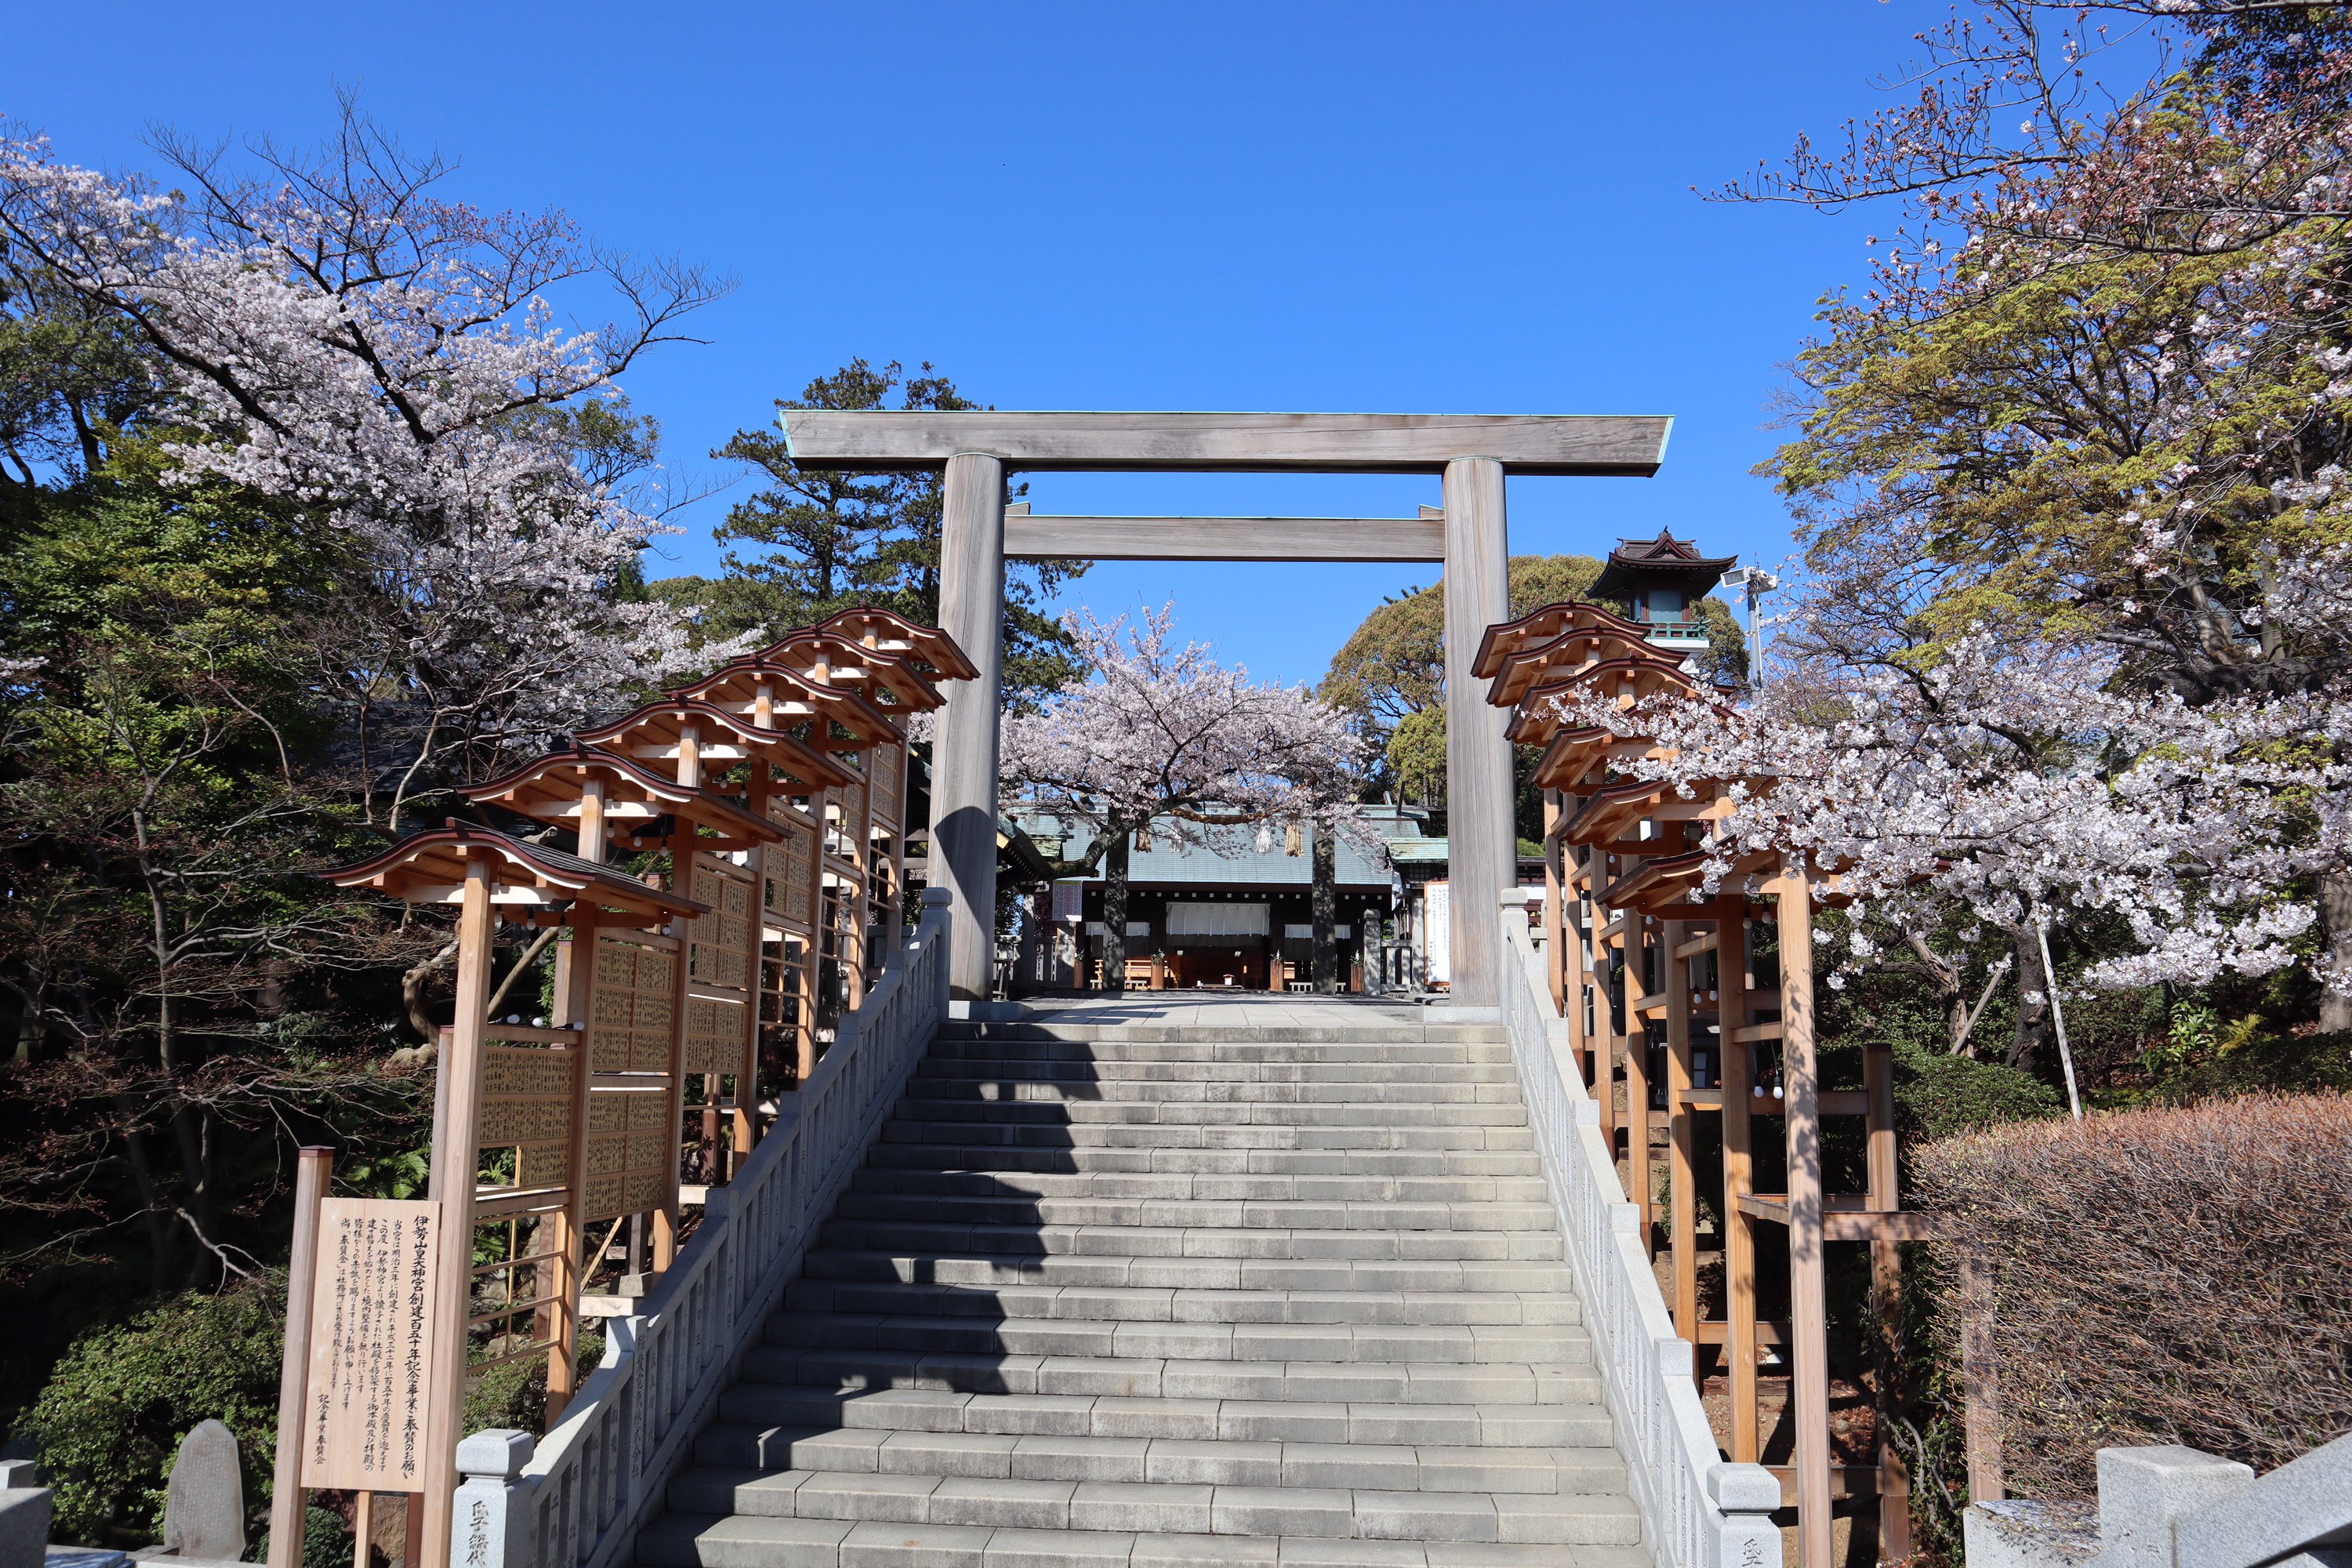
left=1476, top=601, right=1933, bottom=1568
left=775, top=409, right=1672, bottom=1008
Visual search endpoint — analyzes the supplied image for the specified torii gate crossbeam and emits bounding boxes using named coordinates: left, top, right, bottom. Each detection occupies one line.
left=778, top=409, right=1672, bottom=1011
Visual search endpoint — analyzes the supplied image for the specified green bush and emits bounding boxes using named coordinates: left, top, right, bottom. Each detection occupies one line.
left=15, top=1281, right=285, bottom=1545
left=2147, top=1027, right=2352, bottom=1105
left=1891, top=1038, right=2064, bottom=1141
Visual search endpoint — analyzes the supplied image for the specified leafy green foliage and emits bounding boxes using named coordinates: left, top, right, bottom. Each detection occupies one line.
left=1319, top=554, right=1745, bottom=806
left=2145, top=1027, right=2352, bottom=1105
left=15, top=1282, right=285, bottom=1545
left=654, top=358, right=1091, bottom=706
left=1891, top=1039, right=2064, bottom=1142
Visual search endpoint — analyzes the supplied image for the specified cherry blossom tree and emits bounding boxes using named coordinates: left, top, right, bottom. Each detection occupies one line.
left=0, top=103, right=754, bottom=826
left=1549, top=624, right=2352, bottom=1042
left=1000, top=606, right=1369, bottom=988
left=1719, top=1, right=2352, bottom=1029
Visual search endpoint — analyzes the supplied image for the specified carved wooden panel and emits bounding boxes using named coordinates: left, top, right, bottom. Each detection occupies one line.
left=762, top=815, right=816, bottom=934
left=582, top=1086, right=672, bottom=1221
left=869, top=739, right=905, bottom=832
left=590, top=931, right=674, bottom=1074
left=681, top=989, right=745, bottom=1076
left=477, top=1044, right=577, bottom=1190
left=689, top=853, right=755, bottom=990
left=829, top=782, right=868, bottom=865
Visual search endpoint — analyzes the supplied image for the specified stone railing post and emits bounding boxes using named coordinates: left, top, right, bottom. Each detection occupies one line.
left=451, top=1430, right=538, bottom=1568
left=0, top=1459, right=53, bottom=1568
left=1711, top=1461, right=1784, bottom=1566
left=2096, top=1446, right=2254, bottom=1568
left=924, top=887, right=953, bottom=1021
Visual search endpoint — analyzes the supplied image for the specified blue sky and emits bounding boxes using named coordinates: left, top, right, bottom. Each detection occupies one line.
left=9, top=1, right=1927, bottom=685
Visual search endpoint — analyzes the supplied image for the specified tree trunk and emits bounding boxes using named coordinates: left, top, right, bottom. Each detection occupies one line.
left=2322, top=871, right=2352, bottom=1033
left=1311, top=818, right=1338, bottom=994
left=1103, top=831, right=1131, bottom=993
left=2008, top=927, right=2051, bottom=1069
left=402, top=938, right=460, bottom=1044
left=1904, top=934, right=1969, bottom=1051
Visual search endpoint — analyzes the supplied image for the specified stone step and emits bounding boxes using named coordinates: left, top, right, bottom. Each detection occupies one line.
left=813, top=1221, right=1564, bottom=1265
left=895, top=1098, right=1530, bottom=1129
left=757, top=1314, right=1588, bottom=1367
left=924, top=1045, right=1516, bottom=1069
left=832, top=1195, right=1562, bottom=1233
left=906, top=1080, right=1526, bottom=1107
left=848, top=1171, right=1553, bottom=1206
left=688, top=1427, right=1624, bottom=1494
left=915, top=1060, right=1519, bottom=1085
left=779, top=1278, right=1581, bottom=1328
left=882, top=1117, right=1535, bottom=1152
left=801, top=1249, right=1574, bottom=1294
left=641, top=1515, right=1652, bottom=1568
left=725, top=1352, right=1602, bottom=1407
left=865, top=1145, right=1541, bottom=1178
left=697, top=1392, right=1614, bottom=1450
left=934, top=1022, right=1509, bottom=1045
left=637, top=1019, right=1646, bottom=1568
left=661, top=1468, right=1643, bottom=1545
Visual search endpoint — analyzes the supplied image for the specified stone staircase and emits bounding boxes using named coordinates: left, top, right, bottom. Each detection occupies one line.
left=637, top=1011, right=1649, bottom=1568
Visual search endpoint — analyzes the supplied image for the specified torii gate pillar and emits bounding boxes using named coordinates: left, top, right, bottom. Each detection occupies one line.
left=1441, top=457, right=1511, bottom=1007
left=780, top=408, right=1669, bottom=1011
left=934, top=452, right=1007, bottom=1006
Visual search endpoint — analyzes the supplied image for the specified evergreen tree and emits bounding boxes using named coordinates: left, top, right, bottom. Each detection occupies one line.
left=658, top=358, right=1093, bottom=705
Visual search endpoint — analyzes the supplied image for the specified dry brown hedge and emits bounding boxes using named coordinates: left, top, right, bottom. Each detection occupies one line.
left=1913, top=1093, right=2352, bottom=1497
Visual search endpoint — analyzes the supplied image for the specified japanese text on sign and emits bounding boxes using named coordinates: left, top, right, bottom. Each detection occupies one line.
left=300, top=1198, right=443, bottom=1490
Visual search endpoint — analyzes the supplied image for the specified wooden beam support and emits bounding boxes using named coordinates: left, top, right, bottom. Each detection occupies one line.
left=1002, top=514, right=1444, bottom=561
left=1734, top=1194, right=1950, bottom=1243
left=1664, top=918, right=1699, bottom=1349
left=1719, top=909, right=1761, bottom=1465
left=779, top=409, right=1672, bottom=475
left=1778, top=863, right=1834, bottom=1568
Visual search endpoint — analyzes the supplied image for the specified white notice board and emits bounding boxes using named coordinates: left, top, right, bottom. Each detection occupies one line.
left=301, top=1197, right=443, bottom=1491
left=1425, top=880, right=1450, bottom=985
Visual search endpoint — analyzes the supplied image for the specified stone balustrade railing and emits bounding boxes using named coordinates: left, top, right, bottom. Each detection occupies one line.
left=1965, top=1432, right=2352, bottom=1568
left=1498, top=900, right=1783, bottom=1568
left=452, top=890, right=954, bottom=1568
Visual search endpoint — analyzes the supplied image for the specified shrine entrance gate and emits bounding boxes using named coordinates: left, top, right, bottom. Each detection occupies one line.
left=777, top=410, right=1671, bottom=1009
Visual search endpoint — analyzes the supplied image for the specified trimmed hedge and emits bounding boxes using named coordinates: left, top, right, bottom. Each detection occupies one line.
left=1915, top=1094, right=2352, bottom=1497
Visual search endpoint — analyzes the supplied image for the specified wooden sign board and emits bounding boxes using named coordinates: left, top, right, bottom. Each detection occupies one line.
left=480, top=1043, right=577, bottom=1189
left=584, top=1084, right=671, bottom=1220
left=589, top=930, right=676, bottom=1073
left=300, top=1198, right=444, bottom=1491
left=869, top=740, right=905, bottom=833
left=763, top=817, right=817, bottom=935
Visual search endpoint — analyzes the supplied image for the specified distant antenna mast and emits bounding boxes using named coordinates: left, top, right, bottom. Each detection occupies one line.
left=1719, top=564, right=1780, bottom=686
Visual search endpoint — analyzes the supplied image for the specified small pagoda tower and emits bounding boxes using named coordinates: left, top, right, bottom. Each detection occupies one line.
left=1589, top=528, right=1736, bottom=652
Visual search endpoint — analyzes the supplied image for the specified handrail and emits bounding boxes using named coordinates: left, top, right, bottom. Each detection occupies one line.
left=1497, top=899, right=1781, bottom=1568
left=488, top=891, right=953, bottom=1568
left=1962, top=1430, right=2352, bottom=1568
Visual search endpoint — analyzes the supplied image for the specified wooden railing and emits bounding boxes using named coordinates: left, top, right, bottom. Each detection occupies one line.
left=1497, top=898, right=1783, bottom=1568
left=473, top=890, right=951, bottom=1568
